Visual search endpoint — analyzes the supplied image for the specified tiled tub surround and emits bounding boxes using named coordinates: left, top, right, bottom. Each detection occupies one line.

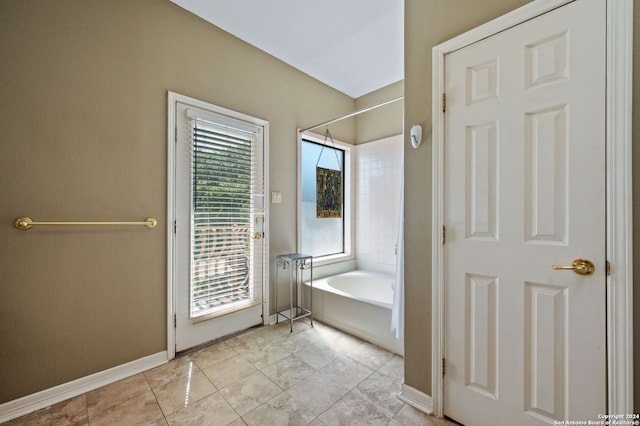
left=355, top=135, right=403, bottom=268
left=3, top=321, right=456, bottom=425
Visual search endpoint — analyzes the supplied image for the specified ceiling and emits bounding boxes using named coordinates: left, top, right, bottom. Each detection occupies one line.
left=169, top=0, right=404, bottom=99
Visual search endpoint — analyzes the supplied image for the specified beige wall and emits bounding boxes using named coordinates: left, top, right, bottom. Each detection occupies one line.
left=355, top=80, right=404, bottom=144
left=0, top=0, right=357, bottom=403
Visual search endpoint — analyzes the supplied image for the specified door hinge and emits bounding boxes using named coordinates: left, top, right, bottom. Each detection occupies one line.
left=442, top=226, right=446, bottom=244
left=174, top=220, right=177, bottom=234
left=606, top=260, right=611, bottom=276
left=442, top=358, right=446, bottom=377
left=174, top=314, right=177, bottom=328
left=442, top=93, right=446, bottom=113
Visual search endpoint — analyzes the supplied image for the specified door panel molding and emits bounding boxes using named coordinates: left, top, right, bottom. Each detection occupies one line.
left=431, top=0, right=633, bottom=418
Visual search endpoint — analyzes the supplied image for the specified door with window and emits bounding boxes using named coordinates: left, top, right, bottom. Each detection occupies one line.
left=171, top=93, right=267, bottom=352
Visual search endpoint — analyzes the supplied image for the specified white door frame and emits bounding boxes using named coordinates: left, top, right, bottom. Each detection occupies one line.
left=166, top=91, right=270, bottom=359
left=431, top=0, right=633, bottom=418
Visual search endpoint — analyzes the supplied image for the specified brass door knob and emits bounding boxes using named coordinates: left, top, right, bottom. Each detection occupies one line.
left=551, top=259, right=595, bottom=276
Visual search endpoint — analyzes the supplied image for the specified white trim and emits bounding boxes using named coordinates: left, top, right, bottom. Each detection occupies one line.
left=398, top=383, right=433, bottom=415
left=430, top=33, right=446, bottom=420
left=167, top=91, right=178, bottom=360
left=605, top=0, right=634, bottom=415
left=263, top=124, right=271, bottom=332
left=432, top=0, right=574, bottom=55
left=0, top=351, right=167, bottom=424
left=167, top=91, right=270, bottom=355
left=267, top=313, right=278, bottom=325
left=431, top=0, right=633, bottom=419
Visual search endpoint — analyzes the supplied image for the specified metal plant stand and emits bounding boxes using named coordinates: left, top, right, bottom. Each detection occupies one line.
left=275, top=253, right=313, bottom=332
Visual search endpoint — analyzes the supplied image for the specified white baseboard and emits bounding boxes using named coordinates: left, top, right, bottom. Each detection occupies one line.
left=398, top=383, right=433, bottom=414
left=0, top=351, right=168, bottom=423
left=268, top=313, right=278, bottom=325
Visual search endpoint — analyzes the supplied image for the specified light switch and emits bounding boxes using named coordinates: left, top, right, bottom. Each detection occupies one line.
left=271, top=191, right=282, bottom=204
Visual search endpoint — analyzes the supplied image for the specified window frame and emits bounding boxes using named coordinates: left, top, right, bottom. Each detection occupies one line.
left=297, top=130, right=354, bottom=265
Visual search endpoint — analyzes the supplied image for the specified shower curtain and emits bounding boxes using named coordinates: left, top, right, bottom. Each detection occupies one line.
left=391, top=164, right=404, bottom=339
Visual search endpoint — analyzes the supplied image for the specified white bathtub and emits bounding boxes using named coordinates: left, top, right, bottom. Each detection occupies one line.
left=304, top=269, right=403, bottom=355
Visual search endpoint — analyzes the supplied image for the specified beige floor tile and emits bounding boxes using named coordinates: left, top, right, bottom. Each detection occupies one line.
left=225, top=328, right=272, bottom=352
left=346, top=342, right=394, bottom=370
left=260, top=354, right=316, bottom=390
left=292, top=341, right=338, bottom=370
left=201, top=353, right=258, bottom=389
left=254, top=321, right=310, bottom=340
left=227, top=418, right=249, bottom=426
left=306, top=320, right=336, bottom=335
left=243, top=393, right=316, bottom=426
left=378, top=354, right=405, bottom=380
left=393, top=404, right=450, bottom=426
left=144, top=355, right=197, bottom=390
left=219, top=371, right=282, bottom=415
left=318, top=391, right=391, bottom=425
left=4, top=395, right=87, bottom=426
left=271, top=327, right=319, bottom=354
left=285, top=372, right=349, bottom=418
left=319, top=355, right=374, bottom=390
left=242, top=400, right=311, bottom=426
left=152, top=369, right=216, bottom=416
left=85, top=373, right=150, bottom=417
left=352, top=371, right=404, bottom=418
left=239, top=342, right=291, bottom=370
left=165, top=392, right=239, bottom=426
left=88, top=388, right=164, bottom=426
left=190, top=341, right=238, bottom=370
left=311, top=325, right=364, bottom=354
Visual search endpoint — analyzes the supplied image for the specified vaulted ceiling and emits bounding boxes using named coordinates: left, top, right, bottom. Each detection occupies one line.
left=169, top=0, right=404, bottom=98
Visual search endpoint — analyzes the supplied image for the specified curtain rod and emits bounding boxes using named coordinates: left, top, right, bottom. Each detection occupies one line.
left=299, top=96, right=404, bottom=133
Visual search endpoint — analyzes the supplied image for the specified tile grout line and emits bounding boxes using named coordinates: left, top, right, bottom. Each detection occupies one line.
left=142, top=371, right=169, bottom=425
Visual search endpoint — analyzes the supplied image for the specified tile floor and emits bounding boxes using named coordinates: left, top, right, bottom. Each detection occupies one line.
left=4, top=320, right=458, bottom=425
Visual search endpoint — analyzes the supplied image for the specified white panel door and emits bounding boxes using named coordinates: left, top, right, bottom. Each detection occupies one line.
left=444, top=0, right=606, bottom=425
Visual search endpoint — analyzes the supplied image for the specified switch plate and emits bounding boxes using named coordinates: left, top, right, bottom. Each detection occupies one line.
left=271, top=191, right=282, bottom=204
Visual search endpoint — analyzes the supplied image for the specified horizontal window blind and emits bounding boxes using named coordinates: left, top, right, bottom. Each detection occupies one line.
left=190, top=118, right=263, bottom=319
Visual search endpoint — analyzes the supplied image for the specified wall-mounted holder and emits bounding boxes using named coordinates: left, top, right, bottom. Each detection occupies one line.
left=410, top=124, right=423, bottom=149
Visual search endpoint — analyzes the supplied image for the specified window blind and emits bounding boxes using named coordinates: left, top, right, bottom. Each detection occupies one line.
left=189, top=118, right=264, bottom=319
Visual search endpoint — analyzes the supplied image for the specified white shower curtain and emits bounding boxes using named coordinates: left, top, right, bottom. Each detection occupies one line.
left=391, top=165, right=404, bottom=339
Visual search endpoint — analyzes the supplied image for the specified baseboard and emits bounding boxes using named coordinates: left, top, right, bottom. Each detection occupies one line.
left=398, top=383, right=433, bottom=414
left=268, top=313, right=278, bottom=325
left=0, top=351, right=168, bottom=423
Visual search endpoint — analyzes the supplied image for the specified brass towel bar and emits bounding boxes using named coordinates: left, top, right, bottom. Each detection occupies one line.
left=14, top=217, right=157, bottom=231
